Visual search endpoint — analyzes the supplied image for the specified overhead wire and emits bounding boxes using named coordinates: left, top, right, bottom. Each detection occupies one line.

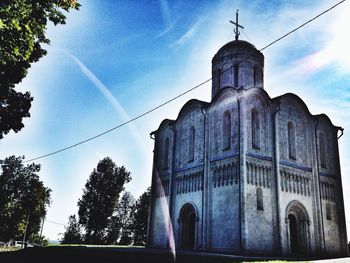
left=45, top=219, right=66, bottom=226
left=23, top=0, right=346, bottom=163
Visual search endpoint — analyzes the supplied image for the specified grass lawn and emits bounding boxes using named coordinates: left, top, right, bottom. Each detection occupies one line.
left=0, top=246, right=20, bottom=252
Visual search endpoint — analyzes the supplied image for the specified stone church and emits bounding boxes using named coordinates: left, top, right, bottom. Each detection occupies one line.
left=147, top=15, right=348, bottom=257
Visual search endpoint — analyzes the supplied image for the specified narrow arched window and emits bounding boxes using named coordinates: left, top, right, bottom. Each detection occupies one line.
left=288, top=121, right=296, bottom=160
left=319, top=132, right=327, bottom=168
left=326, top=203, right=331, bottom=220
left=257, top=187, right=263, bottom=210
left=163, top=137, right=169, bottom=169
left=234, top=63, right=239, bottom=88
left=215, top=68, right=221, bottom=92
left=223, top=111, right=231, bottom=150
left=253, top=65, right=258, bottom=86
left=251, top=109, right=260, bottom=149
left=189, top=126, right=195, bottom=162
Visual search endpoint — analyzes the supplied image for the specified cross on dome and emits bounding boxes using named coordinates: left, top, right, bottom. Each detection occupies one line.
left=230, top=10, right=244, bottom=40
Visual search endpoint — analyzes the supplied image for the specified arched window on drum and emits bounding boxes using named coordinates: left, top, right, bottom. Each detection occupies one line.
left=234, top=63, right=239, bottom=88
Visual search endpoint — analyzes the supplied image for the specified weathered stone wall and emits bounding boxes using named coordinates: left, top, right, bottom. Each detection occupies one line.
left=207, top=90, right=240, bottom=251
left=209, top=158, right=240, bottom=251
left=149, top=122, right=174, bottom=248
left=150, top=196, right=171, bottom=248
left=317, top=117, right=344, bottom=255
left=245, top=157, right=275, bottom=253
left=277, top=96, right=311, bottom=167
left=321, top=178, right=341, bottom=255
left=209, top=88, right=239, bottom=158
left=175, top=103, right=205, bottom=171
left=148, top=89, right=347, bottom=257
left=276, top=96, right=316, bottom=255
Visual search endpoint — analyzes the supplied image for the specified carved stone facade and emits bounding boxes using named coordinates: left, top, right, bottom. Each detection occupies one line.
left=147, top=39, right=348, bottom=257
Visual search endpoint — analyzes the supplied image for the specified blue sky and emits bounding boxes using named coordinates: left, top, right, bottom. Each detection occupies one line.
left=1, top=0, right=349, bottom=241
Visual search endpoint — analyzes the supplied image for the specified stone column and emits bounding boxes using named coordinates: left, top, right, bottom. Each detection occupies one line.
left=305, top=220, right=311, bottom=255
left=312, top=119, right=325, bottom=253
left=272, top=102, right=282, bottom=255
left=285, top=218, right=290, bottom=255
left=238, top=95, right=247, bottom=253
left=201, top=107, right=210, bottom=250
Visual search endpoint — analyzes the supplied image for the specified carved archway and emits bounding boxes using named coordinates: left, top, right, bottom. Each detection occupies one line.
left=285, top=200, right=310, bottom=256
left=179, top=203, right=197, bottom=250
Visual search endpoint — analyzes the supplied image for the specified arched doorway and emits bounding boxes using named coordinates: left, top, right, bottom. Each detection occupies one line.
left=288, top=214, right=299, bottom=254
left=286, top=201, right=310, bottom=256
left=179, top=203, right=197, bottom=250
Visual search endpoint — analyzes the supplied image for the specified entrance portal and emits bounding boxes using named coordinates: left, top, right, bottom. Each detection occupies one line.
left=179, top=204, right=196, bottom=250
left=288, top=214, right=299, bottom=254
left=286, top=201, right=310, bottom=256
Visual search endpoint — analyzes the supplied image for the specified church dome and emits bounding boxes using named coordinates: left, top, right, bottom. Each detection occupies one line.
left=216, top=39, right=258, bottom=53
left=211, top=39, right=264, bottom=99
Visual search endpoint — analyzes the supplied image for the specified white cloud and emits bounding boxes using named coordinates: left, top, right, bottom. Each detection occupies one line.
left=292, top=1, right=350, bottom=75
left=170, top=17, right=207, bottom=49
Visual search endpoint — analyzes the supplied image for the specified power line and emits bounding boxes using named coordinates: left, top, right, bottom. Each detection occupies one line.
left=45, top=219, right=66, bottom=226
left=23, top=0, right=346, bottom=163
left=259, top=0, right=346, bottom=52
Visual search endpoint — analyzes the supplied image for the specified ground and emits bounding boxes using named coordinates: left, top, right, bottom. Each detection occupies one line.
left=0, top=247, right=348, bottom=263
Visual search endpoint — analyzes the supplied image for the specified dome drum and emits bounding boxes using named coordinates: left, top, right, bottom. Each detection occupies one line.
left=211, top=40, right=264, bottom=98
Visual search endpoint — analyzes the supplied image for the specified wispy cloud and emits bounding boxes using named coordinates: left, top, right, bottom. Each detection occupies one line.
left=296, top=4, right=350, bottom=75
left=170, top=17, right=206, bottom=49
left=156, top=0, right=177, bottom=39
left=159, top=0, right=171, bottom=26
left=66, top=52, right=150, bottom=157
left=155, top=20, right=177, bottom=39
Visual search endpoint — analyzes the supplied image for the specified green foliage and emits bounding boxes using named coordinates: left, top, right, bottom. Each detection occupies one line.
left=131, top=187, right=151, bottom=246
left=30, top=233, right=49, bottom=246
left=0, top=156, right=51, bottom=242
left=61, top=215, right=82, bottom=244
left=78, top=157, right=131, bottom=244
left=106, top=191, right=135, bottom=245
left=0, top=0, right=80, bottom=139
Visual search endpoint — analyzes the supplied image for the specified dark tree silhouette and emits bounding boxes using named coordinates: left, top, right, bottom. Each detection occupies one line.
left=105, top=213, right=122, bottom=245
left=117, top=192, right=135, bottom=245
left=132, top=187, right=151, bottom=245
left=78, top=157, right=131, bottom=244
left=0, top=0, right=80, bottom=139
left=0, top=156, right=51, bottom=242
left=105, top=191, right=135, bottom=245
left=61, top=215, right=82, bottom=244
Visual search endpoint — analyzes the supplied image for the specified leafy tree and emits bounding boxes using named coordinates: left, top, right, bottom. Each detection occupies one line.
left=116, top=192, right=135, bottom=245
left=78, top=157, right=131, bottom=244
left=0, top=0, right=80, bottom=139
left=105, top=213, right=122, bottom=245
left=132, top=187, right=151, bottom=246
left=31, top=233, right=49, bottom=246
left=61, top=215, right=82, bottom=244
left=0, top=156, right=51, bottom=242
